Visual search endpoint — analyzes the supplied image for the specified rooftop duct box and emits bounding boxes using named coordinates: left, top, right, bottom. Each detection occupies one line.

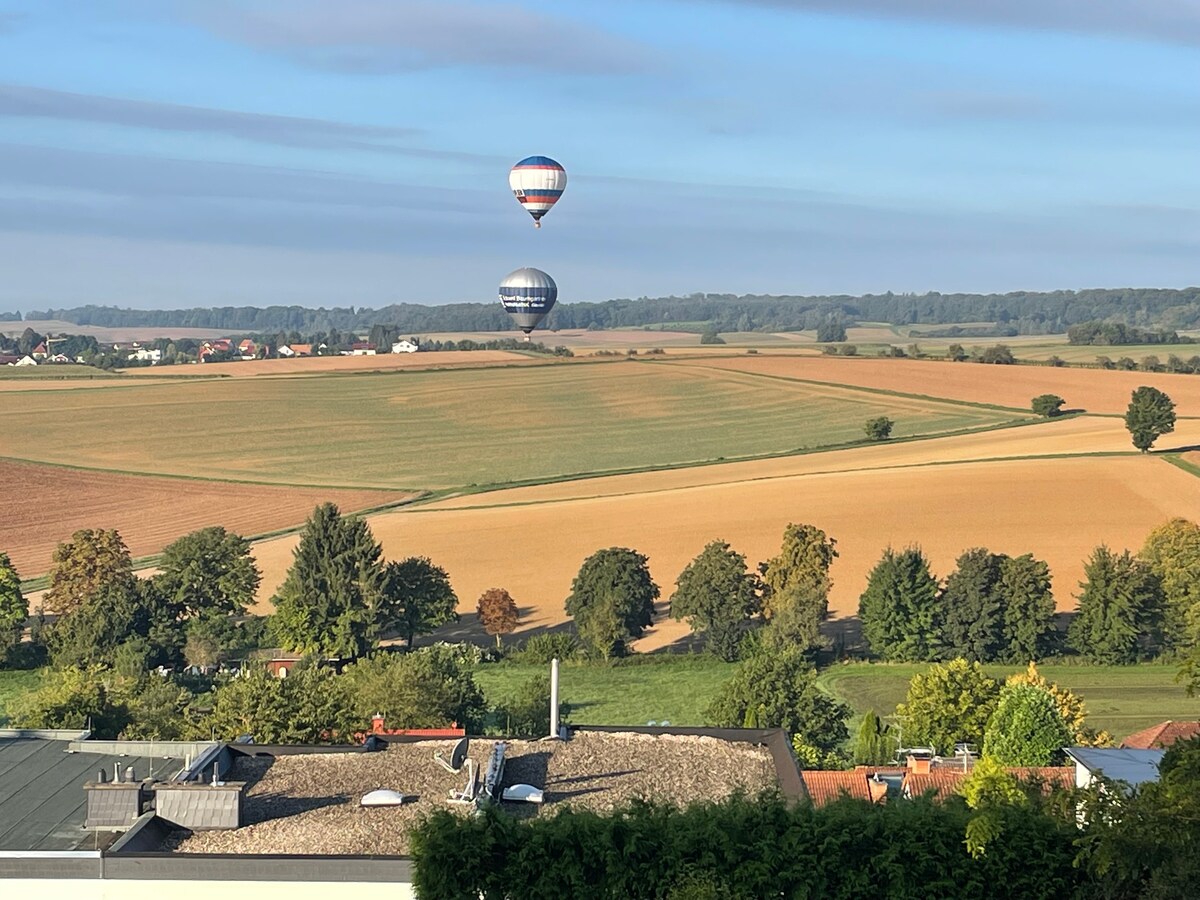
left=155, top=782, right=246, bottom=831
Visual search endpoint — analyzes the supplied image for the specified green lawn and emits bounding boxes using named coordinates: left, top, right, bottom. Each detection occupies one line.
left=818, top=662, right=1198, bottom=740
left=0, top=360, right=1022, bottom=490
left=474, top=656, right=736, bottom=727
left=0, top=670, right=42, bottom=726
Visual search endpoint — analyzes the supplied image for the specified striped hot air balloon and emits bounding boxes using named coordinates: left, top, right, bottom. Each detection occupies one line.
left=499, top=267, right=557, bottom=339
left=509, top=156, right=566, bottom=228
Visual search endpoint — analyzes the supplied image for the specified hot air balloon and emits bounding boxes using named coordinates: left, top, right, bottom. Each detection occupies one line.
left=509, top=156, right=566, bottom=228
left=499, top=267, right=557, bottom=339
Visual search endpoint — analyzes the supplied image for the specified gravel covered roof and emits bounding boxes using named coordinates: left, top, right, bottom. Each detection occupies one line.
left=169, top=731, right=778, bottom=856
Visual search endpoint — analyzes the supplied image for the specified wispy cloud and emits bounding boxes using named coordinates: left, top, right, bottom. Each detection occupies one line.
left=0, top=84, right=431, bottom=152
left=190, top=0, right=655, bottom=75
left=737, top=0, right=1200, bottom=46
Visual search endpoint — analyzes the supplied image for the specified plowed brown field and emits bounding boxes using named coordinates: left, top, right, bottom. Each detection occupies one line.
left=118, top=349, right=533, bottom=377
left=246, top=454, right=1200, bottom=650
left=0, top=460, right=412, bottom=580
left=679, top=355, right=1200, bottom=416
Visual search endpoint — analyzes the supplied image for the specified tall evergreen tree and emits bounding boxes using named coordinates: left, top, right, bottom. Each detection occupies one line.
left=998, top=554, right=1057, bottom=662
left=1068, top=546, right=1164, bottom=664
left=759, top=523, right=837, bottom=652
left=271, top=503, right=384, bottom=660
left=939, top=548, right=1006, bottom=662
left=0, top=552, right=26, bottom=660
left=852, top=710, right=894, bottom=765
left=859, top=546, right=941, bottom=661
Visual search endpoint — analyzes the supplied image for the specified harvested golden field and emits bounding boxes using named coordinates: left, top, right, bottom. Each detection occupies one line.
left=118, top=349, right=532, bottom=377
left=680, top=355, right=1200, bottom=415
left=247, top=454, right=1200, bottom=650
left=0, top=459, right=411, bottom=580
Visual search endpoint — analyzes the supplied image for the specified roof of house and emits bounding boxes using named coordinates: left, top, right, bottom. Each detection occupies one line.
left=290, top=343, right=312, bottom=353
left=1066, top=747, right=1166, bottom=786
left=1120, top=721, right=1200, bottom=750
left=903, top=769, right=967, bottom=800
left=0, top=734, right=185, bottom=851
left=801, top=767, right=905, bottom=806
left=168, top=730, right=783, bottom=856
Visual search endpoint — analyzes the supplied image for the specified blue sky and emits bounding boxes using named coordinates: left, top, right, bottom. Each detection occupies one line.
left=0, top=0, right=1197, bottom=310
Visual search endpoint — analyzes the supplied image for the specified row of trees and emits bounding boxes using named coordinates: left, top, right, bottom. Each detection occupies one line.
left=859, top=518, right=1200, bottom=665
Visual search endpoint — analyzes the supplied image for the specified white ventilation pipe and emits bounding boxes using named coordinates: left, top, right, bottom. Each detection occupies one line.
left=549, top=657, right=560, bottom=738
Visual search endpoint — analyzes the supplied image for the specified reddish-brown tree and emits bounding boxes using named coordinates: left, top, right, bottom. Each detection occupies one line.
left=476, top=588, right=519, bottom=649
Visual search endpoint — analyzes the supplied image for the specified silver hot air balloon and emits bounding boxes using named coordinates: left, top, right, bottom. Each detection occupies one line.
left=499, top=267, right=557, bottom=339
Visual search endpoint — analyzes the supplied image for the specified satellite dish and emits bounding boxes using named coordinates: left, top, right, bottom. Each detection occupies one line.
left=436, top=738, right=471, bottom=773
left=360, top=789, right=408, bottom=807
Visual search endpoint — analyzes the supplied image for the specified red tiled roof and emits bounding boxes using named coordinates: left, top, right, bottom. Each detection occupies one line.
left=903, top=770, right=967, bottom=800
left=1121, top=721, right=1200, bottom=750
left=1011, top=767, right=1076, bottom=792
left=802, top=771, right=872, bottom=805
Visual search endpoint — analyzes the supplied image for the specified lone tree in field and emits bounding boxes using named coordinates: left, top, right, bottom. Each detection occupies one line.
left=378, top=557, right=459, bottom=650
left=43, top=529, right=135, bottom=617
left=858, top=546, right=941, bottom=662
left=153, top=526, right=260, bottom=620
left=758, top=523, right=837, bottom=652
left=1124, top=386, right=1175, bottom=452
left=272, top=503, right=384, bottom=660
left=864, top=416, right=894, bottom=441
left=1140, top=518, right=1200, bottom=648
left=476, top=588, right=519, bottom=650
left=0, top=552, right=27, bottom=660
left=1031, top=394, right=1066, bottom=418
left=565, top=547, right=658, bottom=658
left=669, top=540, right=760, bottom=661
left=1068, top=546, right=1164, bottom=664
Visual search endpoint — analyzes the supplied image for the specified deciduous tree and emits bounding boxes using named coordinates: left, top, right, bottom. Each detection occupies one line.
left=1125, top=386, right=1176, bottom=452
left=1140, top=518, right=1200, bottom=648
left=378, top=557, right=458, bottom=649
left=859, top=546, right=941, bottom=661
left=1006, top=662, right=1110, bottom=746
left=670, top=541, right=760, bottom=661
left=43, top=529, right=134, bottom=617
left=1069, top=546, right=1164, bottom=663
left=982, top=683, right=1071, bottom=766
left=864, top=416, right=894, bottom=441
left=759, top=523, right=836, bottom=652
left=705, top=644, right=849, bottom=752
left=154, top=526, right=260, bottom=619
left=895, top=659, right=999, bottom=755
left=1031, top=394, right=1066, bottom=417
left=342, top=646, right=486, bottom=732
left=565, top=548, right=658, bottom=658
left=271, top=503, right=384, bottom=660
left=476, top=588, right=520, bottom=650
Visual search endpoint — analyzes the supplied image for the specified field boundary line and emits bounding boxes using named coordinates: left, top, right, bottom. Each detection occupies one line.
left=649, top=358, right=1037, bottom=414
left=407, top=450, right=1138, bottom=514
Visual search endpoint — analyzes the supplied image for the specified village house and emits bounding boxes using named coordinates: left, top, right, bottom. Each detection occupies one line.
left=391, top=339, right=419, bottom=353
left=237, top=339, right=257, bottom=359
left=349, top=341, right=376, bottom=356
left=1119, top=720, right=1200, bottom=750
left=13, top=354, right=37, bottom=366
left=31, top=341, right=47, bottom=360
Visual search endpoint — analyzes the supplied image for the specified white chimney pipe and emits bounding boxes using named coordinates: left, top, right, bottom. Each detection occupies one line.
left=549, top=657, right=560, bottom=738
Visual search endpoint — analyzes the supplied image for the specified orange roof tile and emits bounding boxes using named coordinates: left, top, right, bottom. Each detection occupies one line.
left=903, top=770, right=967, bottom=801
left=1120, top=721, right=1200, bottom=750
left=801, top=771, right=872, bottom=806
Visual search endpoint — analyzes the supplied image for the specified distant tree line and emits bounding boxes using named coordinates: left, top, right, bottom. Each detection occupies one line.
left=1067, top=320, right=1194, bottom=346
left=23, top=286, right=1200, bottom=335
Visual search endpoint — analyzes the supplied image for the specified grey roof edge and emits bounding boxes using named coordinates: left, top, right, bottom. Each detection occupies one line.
left=0, top=728, right=89, bottom=741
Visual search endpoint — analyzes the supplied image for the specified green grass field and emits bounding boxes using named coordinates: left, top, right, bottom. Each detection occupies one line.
left=475, top=656, right=736, bottom=726
left=0, top=670, right=42, bottom=726
left=818, top=662, right=1197, bottom=740
left=0, top=360, right=1022, bottom=490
